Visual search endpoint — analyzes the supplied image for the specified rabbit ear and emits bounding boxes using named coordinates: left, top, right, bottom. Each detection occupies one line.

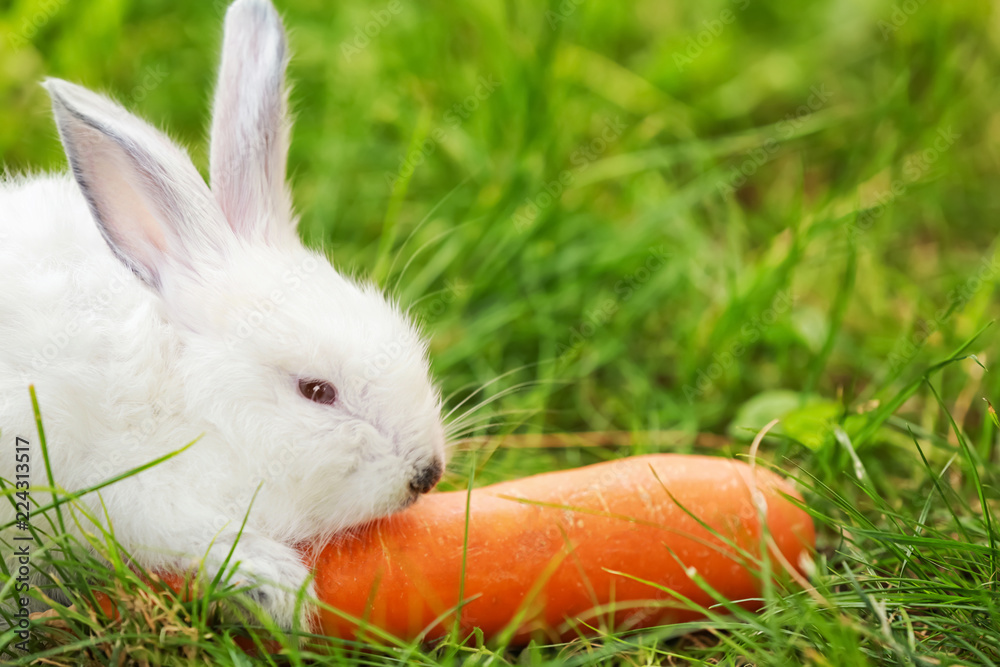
left=45, top=78, right=232, bottom=291
left=210, top=0, right=295, bottom=244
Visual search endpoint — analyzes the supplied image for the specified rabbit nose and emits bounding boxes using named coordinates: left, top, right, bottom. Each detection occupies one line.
left=409, top=459, right=443, bottom=495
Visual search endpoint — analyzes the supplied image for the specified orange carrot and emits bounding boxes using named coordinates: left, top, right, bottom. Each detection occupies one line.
left=311, top=454, right=815, bottom=644
left=91, top=455, right=813, bottom=644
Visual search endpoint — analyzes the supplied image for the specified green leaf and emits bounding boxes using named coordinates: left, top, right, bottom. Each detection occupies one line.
left=783, top=400, right=841, bottom=450
left=727, top=389, right=801, bottom=440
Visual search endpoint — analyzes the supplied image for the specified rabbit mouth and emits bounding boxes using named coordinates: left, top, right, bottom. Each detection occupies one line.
left=399, top=490, right=421, bottom=510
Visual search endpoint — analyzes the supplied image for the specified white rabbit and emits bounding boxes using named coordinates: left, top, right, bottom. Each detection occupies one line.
left=0, top=0, right=446, bottom=629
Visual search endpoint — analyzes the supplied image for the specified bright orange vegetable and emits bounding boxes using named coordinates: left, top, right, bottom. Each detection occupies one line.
left=90, top=455, right=813, bottom=645
left=310, top=454, right=815, bottom=644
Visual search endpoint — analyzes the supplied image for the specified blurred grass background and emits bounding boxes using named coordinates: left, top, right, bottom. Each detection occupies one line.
left=3, top=0, right=1000, bottom=663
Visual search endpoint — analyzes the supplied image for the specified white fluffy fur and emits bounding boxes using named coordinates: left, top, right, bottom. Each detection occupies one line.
left=0, top=0, right=445, bottom=629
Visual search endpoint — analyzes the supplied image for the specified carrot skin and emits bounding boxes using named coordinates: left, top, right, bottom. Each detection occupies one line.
left=311, top=454, right=815, bottom=644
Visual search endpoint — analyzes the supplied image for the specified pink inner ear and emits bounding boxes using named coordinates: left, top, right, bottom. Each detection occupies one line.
left=77, top=123, right=170, bottom=276
left=211, top=61, right=282, bottom=239
left=210, top=2, right=293, bottom=246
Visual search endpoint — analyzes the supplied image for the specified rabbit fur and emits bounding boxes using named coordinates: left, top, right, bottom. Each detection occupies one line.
left=0, top=0, right=447, bottom=630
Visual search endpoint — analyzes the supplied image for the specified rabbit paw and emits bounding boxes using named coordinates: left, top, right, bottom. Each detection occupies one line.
left=202, top=534, right=315, bottom=631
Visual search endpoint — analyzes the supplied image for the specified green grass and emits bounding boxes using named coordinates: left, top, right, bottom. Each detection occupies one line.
left=2, top=0, right=1000, bottom=664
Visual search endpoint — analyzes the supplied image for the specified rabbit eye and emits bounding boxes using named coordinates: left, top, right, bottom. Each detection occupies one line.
left=298, top=379, right=337, bottom=406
